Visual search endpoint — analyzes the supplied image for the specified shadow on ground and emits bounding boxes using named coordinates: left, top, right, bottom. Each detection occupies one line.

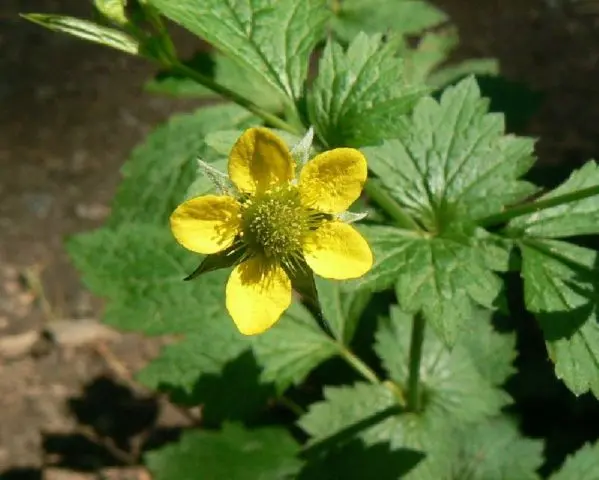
left=1, top=376, right=186, bottom=478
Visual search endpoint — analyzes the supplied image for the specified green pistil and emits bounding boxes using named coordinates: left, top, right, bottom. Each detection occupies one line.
left=240, top=184, right=309, bottom=261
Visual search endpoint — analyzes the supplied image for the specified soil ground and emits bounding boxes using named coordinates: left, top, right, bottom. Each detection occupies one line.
left=2, top=0, right=599, bottom=478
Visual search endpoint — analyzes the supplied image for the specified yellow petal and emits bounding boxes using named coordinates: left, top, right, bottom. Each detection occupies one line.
left=228, top=127, right=295, bottom=194
left=303, top=221, right=373, bottom=279
left=299, top=148, right=367, bottom=213
left=226, top=258, right=292, bottom=335
left=170, top=195, right=241, bottom=254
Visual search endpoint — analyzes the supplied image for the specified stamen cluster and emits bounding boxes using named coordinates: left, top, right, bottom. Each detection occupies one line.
left=240, top=184, right=308, bottom=260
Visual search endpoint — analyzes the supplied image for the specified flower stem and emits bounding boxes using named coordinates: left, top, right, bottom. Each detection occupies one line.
left=169, top=62, right=299, bottom=135
left=364, top=179, right=421, bottom=231
left=407, top=312, right=425, bottom=412
left=479, top=185, right=599, bottom=228
left=339, top=345, right=380, bottom=384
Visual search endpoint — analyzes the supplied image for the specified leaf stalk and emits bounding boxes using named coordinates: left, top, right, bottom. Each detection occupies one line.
left=479, top=185, right=599, bottom=228
left=169, top=62, right=298, bottom=134
left=339, top=345, right=380, bottom=384
left=407, top=312, right=425, bottom=412
left=364, top=180, right=422, bottom=231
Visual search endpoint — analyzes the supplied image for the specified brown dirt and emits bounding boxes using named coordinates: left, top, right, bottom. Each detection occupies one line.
left=2, top=0, right=599, bottom=477
left=0, top=1, right=201, bottom=477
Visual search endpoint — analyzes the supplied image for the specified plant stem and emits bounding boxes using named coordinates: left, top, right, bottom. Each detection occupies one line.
left=364, top=179, right=421, bottom=231
left=170, top=62, right=299, bottom=135
left=278, top=396, right=305, bottom=416
left=407, top=312, right=425, bottom=412
left=339, top=345, right=380, bottom=384
left=479, top=184, right=599, bottom=228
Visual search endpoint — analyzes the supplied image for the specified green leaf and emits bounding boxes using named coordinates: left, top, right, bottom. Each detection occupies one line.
left=331, top=0, right=447, bottom=42
left=214, top=55, right=288, bottom=113
left=146, top=423, right=303, bottom=480
left=251, top=302, right=339, bottom=392
left=148, top=0, right=329, bottom=103
left=108, top=104, right=256, bottom=227
left=352, top=225, right=503, bottom=345
left=67, top=223, right=231, bottom=335
left=458, top=309, right=517, bottom=386
left=363, top=77, right=537, bottom=226
left=402, top=29, right=459, bottom=85
left=451, top=416, right=544, bottom=479
left=309, top=33, right=428, bottom=147
left=21, top=14, right=139, bottom=55
left=299, top=439, right=423, bottom=480
left=404, top=29, right=498, bottom=88
left=430, top=58, right=499, bottom=89
left=520, top=239, right=599, bottom=397
left=298, top=382, right=458, bottom=479
left=550, top=441, right=599, bottom=480
left=509, top=160, right=599, bottom=237
left=374, top=307, right=510, bottom=426
left=315, top=277, right=372, bottom=344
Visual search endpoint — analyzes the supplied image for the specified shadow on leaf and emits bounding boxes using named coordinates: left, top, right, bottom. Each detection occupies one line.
left=298, top=438, right=423, bottom=480
left=159, top=350, right=274, bottom=427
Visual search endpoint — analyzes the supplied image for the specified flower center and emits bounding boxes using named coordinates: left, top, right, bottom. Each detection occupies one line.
left=240, top=184, right=308, bottom=261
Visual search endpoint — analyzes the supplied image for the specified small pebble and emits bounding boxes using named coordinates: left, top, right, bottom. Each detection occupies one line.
left=0, top=330, right=39, bottom=360
left=45, top=319, right=118, bottom=348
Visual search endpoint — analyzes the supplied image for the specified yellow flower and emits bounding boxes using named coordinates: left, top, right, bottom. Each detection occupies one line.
left=170, top=127, right=373, bottom=335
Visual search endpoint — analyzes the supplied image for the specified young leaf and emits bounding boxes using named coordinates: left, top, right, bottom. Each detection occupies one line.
left=67, top=224, right=231, bottom=335
left=148, top=0, right=329, bottom=103
left=451, top=416, right=544, bottom=479
left=309, top=33, right=428, bottom=148
left=145, top=423, right=303, bottom=480
left=251, top=302, right=339, bottom=392
left=363, top=77, right=537, bottom=226
left=509, top=160, right=599, bottom=238
left=374, top=307, right=510, bottom=426
left=330, top=0, right=447, bottom=42
left=21, top=14, right=139, bottom=55
left=402, top=28, right=498, bottom=87
left=520, top=239, right=599, bottom=398
left=550, top=441, right=599, bottom=480
left=298, top=382, right=457, bottom=480
left=108, top=104, right=257, bottom=227
left=352, top=225, right=503, bottom=345
left=315, top=277, right=372, bottom=344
